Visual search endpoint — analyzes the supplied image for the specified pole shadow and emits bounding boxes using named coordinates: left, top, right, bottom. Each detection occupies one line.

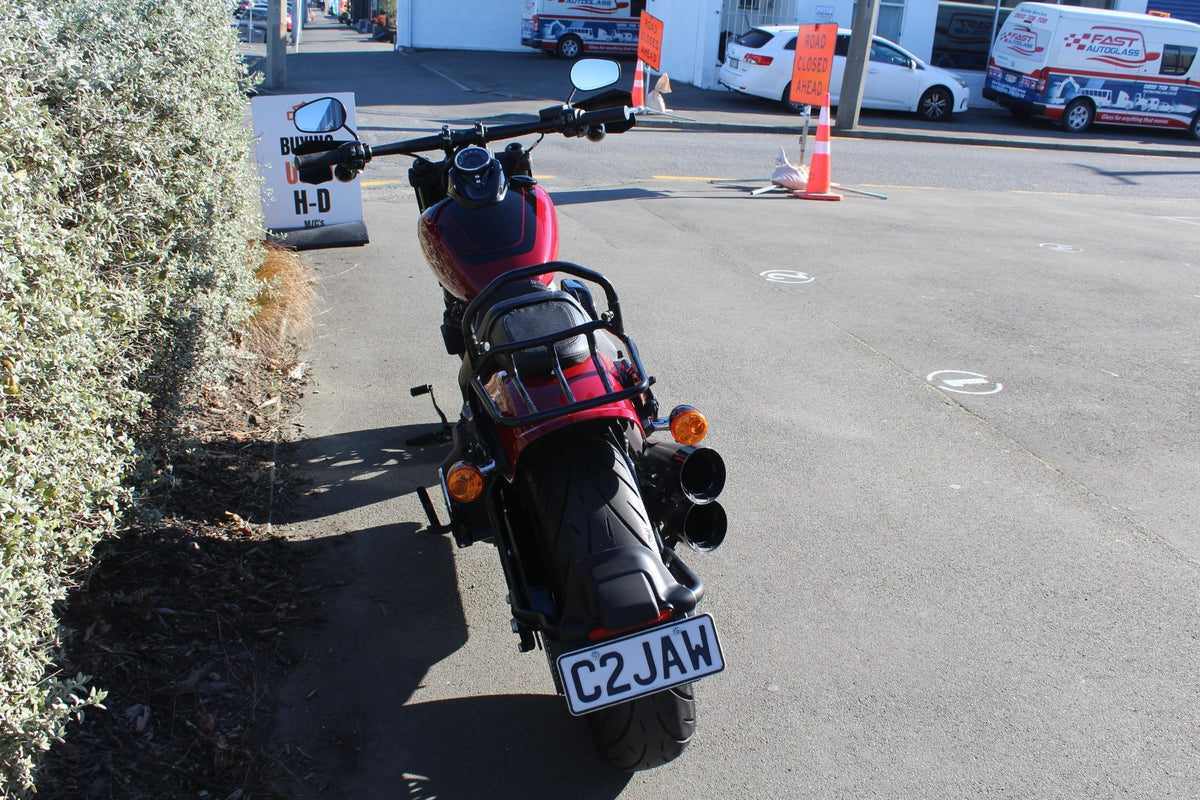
left=275, top=424, right=450, bottom=523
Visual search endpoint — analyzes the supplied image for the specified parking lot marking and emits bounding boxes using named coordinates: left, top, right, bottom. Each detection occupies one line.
left=926, top=370, right=1003, bottom=395
left=760, top=270, right=814, bottom=284
left=1039, top=242, right=1083, bottom=253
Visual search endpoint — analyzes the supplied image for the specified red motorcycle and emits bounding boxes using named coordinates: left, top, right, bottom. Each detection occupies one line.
left=292, top=60, right=727, bottom=770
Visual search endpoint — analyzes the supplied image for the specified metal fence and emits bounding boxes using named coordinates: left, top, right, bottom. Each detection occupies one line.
left=720, top=0, right=802, bottom=35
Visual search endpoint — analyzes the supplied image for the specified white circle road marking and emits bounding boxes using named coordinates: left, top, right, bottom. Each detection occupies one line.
left=760, top=270, right=814, bottom=284
left=926, top=370, right=1004, bottom=395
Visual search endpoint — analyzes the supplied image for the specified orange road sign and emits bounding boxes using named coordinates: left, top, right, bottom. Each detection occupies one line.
left=790, top=23, right=837, bottom=107
left=638, top=11, right=664, bottom=71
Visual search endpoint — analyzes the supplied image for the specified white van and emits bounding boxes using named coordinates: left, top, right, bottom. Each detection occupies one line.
left=983, top=2, right=1200, bottom=139
left=521, top=0, right=645, bottom=59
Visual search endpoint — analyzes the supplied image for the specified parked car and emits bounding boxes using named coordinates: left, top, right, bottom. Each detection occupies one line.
left=719, top=26, right=970, bottom=122
left=231, top=3, right=292, bottom=39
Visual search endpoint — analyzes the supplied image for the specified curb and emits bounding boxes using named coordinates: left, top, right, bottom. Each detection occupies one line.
left=635, top=114, right=1200, bottom=158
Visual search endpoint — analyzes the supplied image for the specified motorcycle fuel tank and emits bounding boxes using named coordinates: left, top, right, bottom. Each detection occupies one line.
left=418, top=181, right=559, bottom=301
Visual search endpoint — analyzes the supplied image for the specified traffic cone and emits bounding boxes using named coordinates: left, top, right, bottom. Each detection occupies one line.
left=632, top=59, right=645, bottom=108
left=794, top=93, right=841, bottom=202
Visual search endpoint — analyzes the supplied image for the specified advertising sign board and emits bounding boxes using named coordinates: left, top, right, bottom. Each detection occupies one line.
left=251, top=92, right=368, bottom=248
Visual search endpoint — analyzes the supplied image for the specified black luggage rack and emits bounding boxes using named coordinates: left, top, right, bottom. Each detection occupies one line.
left=461, top=263, right=652, bottom=428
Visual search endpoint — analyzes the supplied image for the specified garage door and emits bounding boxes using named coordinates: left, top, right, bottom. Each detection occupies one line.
left=1146, top=0, right=1200, bottom=25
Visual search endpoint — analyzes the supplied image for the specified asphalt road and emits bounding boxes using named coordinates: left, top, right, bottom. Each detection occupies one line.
left=264, top=18, right=1200, bottom=800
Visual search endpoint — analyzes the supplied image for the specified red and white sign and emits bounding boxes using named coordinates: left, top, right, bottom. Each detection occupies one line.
left=250, top=92, right=364, bottom=236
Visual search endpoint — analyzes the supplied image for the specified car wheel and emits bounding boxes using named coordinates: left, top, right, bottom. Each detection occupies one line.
left=918, top=87, right=953, bottom=122
left=780, top=83, right=805, bottom=113
left=1189, top=112, right=1200, bottom=141
left=556, top=34, right=583, bottom=59
left=1061, top=98, right=1094, bottom=133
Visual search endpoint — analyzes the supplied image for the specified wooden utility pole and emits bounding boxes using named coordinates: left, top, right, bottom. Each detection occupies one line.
left=264, top=0, right=287, bottom=90
left=834, top=0, right=879, bottom=133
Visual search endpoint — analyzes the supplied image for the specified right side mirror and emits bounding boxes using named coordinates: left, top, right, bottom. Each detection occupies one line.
left=570, top=59, right=621, bottom=92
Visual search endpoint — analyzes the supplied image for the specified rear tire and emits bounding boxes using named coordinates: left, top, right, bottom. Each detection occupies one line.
left=1061, top=97, right=1094, bottom=132
left=520, top=425, right=655, bottom=584
left=520, top=427, right=695, bottom=769
left=1189, top=112, right=1200, bottom=141
left=556, top=34, right=584, bottom=59
left=781, top=82, right=803, bottom=113
left=588, top=684, right=696, bottom=771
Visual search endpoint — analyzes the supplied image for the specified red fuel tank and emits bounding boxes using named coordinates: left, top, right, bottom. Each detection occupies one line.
left=418, top=181, right=559, bottom=301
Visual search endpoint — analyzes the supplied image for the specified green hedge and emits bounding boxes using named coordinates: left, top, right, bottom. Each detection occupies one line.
left=0, top=0, right=263, bottom=792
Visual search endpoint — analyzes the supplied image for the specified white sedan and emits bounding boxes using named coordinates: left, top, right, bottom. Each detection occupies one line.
left=719, top=26, right=970, bottom=122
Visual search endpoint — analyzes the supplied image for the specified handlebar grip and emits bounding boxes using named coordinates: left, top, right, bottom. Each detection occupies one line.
left=575, top=106, right=633, bottom=128
left=294, top=148, right=346, bottom=170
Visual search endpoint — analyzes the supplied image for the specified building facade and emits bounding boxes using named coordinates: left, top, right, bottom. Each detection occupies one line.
left=391, top=0, right=1179, bottom=94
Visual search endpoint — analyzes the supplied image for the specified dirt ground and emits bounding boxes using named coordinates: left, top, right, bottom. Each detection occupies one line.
left=35, top=350, right=317, bottom=800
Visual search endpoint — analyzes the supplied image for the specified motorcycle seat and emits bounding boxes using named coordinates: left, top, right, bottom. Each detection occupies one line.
left=475, top=280, right=592, bottom=375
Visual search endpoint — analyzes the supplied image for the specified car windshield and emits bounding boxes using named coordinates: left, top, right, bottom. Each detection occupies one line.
left=734, top=29, right=774, bottom=49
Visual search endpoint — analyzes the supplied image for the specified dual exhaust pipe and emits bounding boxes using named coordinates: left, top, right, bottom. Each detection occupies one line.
left=640, top=442, right=727, bottom=553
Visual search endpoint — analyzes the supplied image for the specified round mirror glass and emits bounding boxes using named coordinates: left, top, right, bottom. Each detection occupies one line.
left=570, top=59, right=621, bottom=92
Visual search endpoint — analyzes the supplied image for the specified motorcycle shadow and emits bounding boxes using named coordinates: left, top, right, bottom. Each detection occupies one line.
left=272, top=521, right=634, bottom=799
left=276, top=424, right=452, bottom=523
left=357, top=694, right=634, bottom=799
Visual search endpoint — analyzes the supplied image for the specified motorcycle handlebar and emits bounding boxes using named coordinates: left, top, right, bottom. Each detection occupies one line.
left=294, top=106, right=635, bottom=171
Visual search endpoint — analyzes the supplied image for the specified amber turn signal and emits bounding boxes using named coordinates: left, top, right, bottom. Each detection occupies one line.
left=669, top=406, right=708, bottom=445
left=446, top=462, right=486, bottom=503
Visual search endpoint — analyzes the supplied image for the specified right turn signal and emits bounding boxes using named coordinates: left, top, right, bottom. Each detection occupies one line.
left=669, top=406, right=708, bottom=445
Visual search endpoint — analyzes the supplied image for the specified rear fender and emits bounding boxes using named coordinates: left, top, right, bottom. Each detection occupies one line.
left=486, top=366, right=644, bottom=477
left=582, top=546, right=699, bottom=638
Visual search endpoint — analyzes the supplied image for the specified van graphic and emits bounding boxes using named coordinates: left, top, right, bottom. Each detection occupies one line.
left=562, top=0, right=630, bottom=14
left=1000, top=29, right=1044, bottom=57
left=1062, top=26, right=1160, bottom=68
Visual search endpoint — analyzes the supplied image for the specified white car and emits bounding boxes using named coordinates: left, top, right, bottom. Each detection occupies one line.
left=719, top=26, right=970, bottom=122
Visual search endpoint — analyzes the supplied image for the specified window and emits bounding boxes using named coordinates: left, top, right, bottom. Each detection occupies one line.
left=870, top=40, right=912, bottom=67
left=735, top=28, right=775, bottom=49
left=1160, top=44, right=1197, bottom=76
left=878, top=0, right=906, bottom=44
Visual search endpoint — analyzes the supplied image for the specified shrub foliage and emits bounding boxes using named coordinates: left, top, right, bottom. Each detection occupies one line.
left=0, top=0, right=263, bottom=791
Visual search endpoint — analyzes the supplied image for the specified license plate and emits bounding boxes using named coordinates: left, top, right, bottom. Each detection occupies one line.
left=729, top=57, right=740, bottom=69
left=557, top=614, right=724, bottom=715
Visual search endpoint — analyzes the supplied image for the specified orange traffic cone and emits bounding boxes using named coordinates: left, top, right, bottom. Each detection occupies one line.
left=794, top=93, right=841, bottom=202
left=632, top=59, right=645, bottom=108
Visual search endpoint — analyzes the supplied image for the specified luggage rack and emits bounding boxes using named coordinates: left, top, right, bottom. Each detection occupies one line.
left=461, top=263, right=652, bottom=428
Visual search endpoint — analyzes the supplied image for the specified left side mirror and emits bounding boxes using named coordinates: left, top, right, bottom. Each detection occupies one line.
left=293, top=98, right=348, bottom=133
